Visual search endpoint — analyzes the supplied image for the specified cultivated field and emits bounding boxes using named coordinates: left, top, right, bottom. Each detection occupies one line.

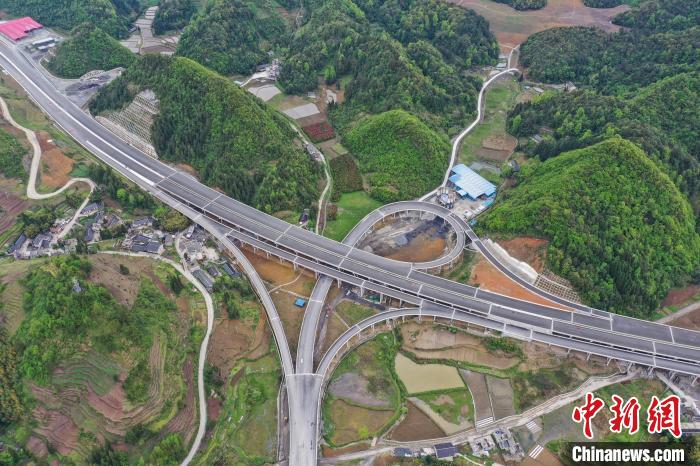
left=449, top=0, right=629, bottom=50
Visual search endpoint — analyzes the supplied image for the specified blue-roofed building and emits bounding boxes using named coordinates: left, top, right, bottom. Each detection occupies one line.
left=294, top=298, right=306, bottom=308
left=448, top=164, right=496, bottom=201
left=434, top=442, right=457, bottom=460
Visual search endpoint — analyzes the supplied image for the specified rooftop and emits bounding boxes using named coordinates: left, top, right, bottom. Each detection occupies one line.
left=0, top=17, right=42, bottom=41
left=449, top=164, right=496, bottom=200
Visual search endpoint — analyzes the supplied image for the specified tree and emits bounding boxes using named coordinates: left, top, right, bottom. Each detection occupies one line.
left=169, top=274, right=184, bottom=295
left=119, top=264, right=130, bottom=275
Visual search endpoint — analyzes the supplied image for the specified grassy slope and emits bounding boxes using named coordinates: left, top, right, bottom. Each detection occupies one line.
left=47, top=24, right=135, bottom=79
left=324, top=191, right=381, bottom=241
left=480, top=138, right=700, bottom=316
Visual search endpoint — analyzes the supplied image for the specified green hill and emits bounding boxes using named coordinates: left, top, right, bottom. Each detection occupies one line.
left=479, top=138, right=700, bottom=317
left=343, top=110, right=450, bottom=202
left=507, top=72, right=700, bottom=215
left=281, top=0, right=496, bottom=133
left=153, top=0, right=196, bottom=35
left=176, top=0, right=290, bottom=76
left=90, top=54, right=320, bottom=214
left=47, top=24, right=136, bottom=79
left=0, top=0, right=141, bottom=38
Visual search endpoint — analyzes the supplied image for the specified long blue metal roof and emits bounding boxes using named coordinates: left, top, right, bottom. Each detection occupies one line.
left=449, top=164, right=496, bottom=199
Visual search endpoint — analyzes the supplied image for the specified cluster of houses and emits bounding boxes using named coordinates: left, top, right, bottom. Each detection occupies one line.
left=81, top=202, right=124, bottom=244
left=469, top=427, right=523, bottom=461
left=121, top=216, right=172, bottom=255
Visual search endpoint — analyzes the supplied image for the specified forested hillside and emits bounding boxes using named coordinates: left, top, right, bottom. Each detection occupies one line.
left=176, top=0, right=290, bottom=76
left=47, top=24, right=136, bottom=79
left=91, top=55, right=320, bottom=214
left=0, top=0, right=142, bottom=38
left=511, top=0, right=700, bottom=222
left=0, top=128, right=26, bottom=180
left=520, top=26, right=699, bottom=94
left=153, top=0, right=196, bottom=34
left=343, top=110, right=449, bottom=202
left=281, top=0, right=497, bottom=133
left=479, top=139, right=700, bottom=317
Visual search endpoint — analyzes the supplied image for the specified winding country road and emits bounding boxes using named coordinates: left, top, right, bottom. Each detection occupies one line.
left=0, top=95, right=95, bottom=238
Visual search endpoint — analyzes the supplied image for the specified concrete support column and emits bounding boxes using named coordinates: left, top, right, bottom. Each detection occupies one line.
left=586, top=353, right=591, bottom=361
left=293, top=262, right=298, bottom=271
left=692, top=376, right=697, bottom=386
left=337, top=278, right=341, bottom=288
left=401, top=316, right=405, bottom=323
left=566, top=348, right=572, bottom=356
left=606, top=358, right=612, bottom=366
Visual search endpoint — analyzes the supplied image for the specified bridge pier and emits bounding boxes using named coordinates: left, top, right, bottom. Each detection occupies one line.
left=692, top=376, right=697, bottom=386
left=586, top=353, right=591, bottom=361
left=566, top=348, right=572, bottom=356
left=606, top=358, right=612, bottom=366
left=293, top=262, right=298, bottom=271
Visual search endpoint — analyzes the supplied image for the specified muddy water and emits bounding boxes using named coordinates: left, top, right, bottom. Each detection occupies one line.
left=394, top=353, right=465, bottom=394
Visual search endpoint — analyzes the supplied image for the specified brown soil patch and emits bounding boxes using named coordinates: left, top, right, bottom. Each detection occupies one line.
left=449, top=0, right=628, bottom=50
left=521, top=448, right=564, bottom=466
left=475, top=147, right=512, bottom=162
left=483, top=134, right=518, bottom=152
left=88, top=255, right=167, bottom=307
left=208, top=317, right=259, bottom=377
left=498, top=236, right=548, bottom=272
left=26, top=436, right=49, bottom=458
left=661, top=284, right=700, bottom=308
left=318, top=311, right=349, bottom=357
left=207, top=396, right=222, bottom=421
left=37, top=131, right=74, bottom=189
left=470, top=256, right=566, bottom=309
left=165, top=357, right=197, bottom=443
left=386, top=235, right=447, bottom=263
left=0, top=183, right=30, bottom=236
left=243, top=247, right=315, bottom=287
left=400, top=322, right=520, bottom=370
left=667, top=307, right=700, bottom=331
left=387, top=400, right=444, bottom=441
left=31, top=407, right=80, bottom=456
left=271, top=290, right=306, bottom=354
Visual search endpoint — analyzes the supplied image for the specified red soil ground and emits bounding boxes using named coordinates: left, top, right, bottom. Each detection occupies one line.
left=37, top=131, right=74, bottom=190
left=470, top=255, right=570, bottom=309
left=449, top=0, right=628, bottom=50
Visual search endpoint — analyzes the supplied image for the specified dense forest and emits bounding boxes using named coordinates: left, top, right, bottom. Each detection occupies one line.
left=0, top=128, right=26, bottom=180
left=508, top=73, right=700, bottom=215
left=490, top=0, right=546, bottom=10
left=0, top=0, right=142, bottom=38
left=582, top=0, right=624, bottom=7
left=343, top=110, right=449, bottom=202
left=47, top=24, right=136, bottom=79
left=479, top=139, right=700, bottom=317
left=519, top=0, right=700, bottom=94
left=91, top=55, right=320, bottom=213
left=176, top=0, right=289, bottom=75
left=153, top=0, right=196, bottom=35
left=281, top=0, right=498, bottom=133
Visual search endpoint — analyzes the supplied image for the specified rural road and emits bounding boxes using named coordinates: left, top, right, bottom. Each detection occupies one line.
left=0, top=94, right=95, bottom=238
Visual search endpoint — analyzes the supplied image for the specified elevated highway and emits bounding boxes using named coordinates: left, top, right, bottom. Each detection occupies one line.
left=2, top=41, right=700, bottom=465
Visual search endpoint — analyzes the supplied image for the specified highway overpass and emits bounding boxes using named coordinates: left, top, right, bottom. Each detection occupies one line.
left=2, top=42, right=700, bottom=466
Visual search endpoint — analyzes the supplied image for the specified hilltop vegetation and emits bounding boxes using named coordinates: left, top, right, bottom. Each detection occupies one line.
left=479, top=139, right=700, bottom=317
left=153, top=0, right=196, bottom=35
left=0, top=0, right=142, bottom=38
left=343, top=110, right=449, bottom=202
left=519, top=0, right=700, bottom=94
left=47, top=24, right=136, bottom=79
left=511, top=72, right=699, bottom=217
left=490, top=0, right=546, bottom=10
left=176, top=0, right=289, bottom=75
left=91, top=55, right=320, bottom=214
left=281, top=0, right=497, bottom=133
